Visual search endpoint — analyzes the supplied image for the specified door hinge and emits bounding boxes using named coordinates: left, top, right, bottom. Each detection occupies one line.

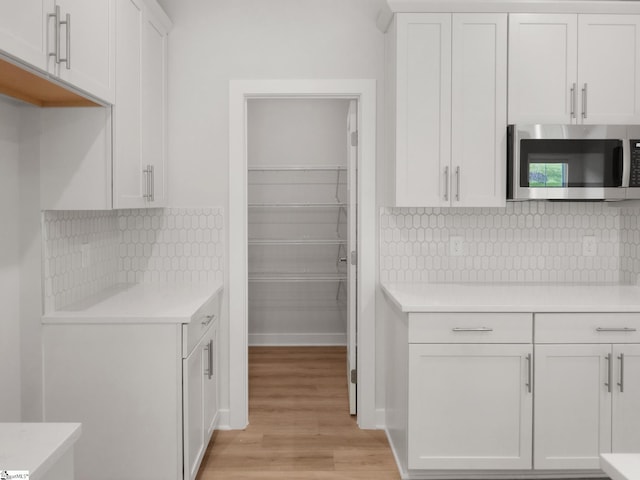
left=350, top=369, right=357, bottom=384
left=351, top=131, right=358, bottom=147
left=350, top=250, right=357, bottom=266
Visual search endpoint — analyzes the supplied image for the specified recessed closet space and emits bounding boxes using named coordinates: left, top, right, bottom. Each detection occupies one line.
left=246, top=98, right=355, bottom=347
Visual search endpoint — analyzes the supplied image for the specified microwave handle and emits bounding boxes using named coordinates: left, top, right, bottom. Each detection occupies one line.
left=622, top=139, right=631, bottom=188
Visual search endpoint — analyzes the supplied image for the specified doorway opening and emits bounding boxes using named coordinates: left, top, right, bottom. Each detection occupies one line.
left=246, top=98, right=357, bottom=416
left=228, top=79, right=376, bottom=430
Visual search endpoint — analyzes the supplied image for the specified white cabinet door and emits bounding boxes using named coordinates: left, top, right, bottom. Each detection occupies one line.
left=141, top=5, right=167, bottom=206
left=612, top=344, right=640, bottom=453
left=451, top=13, right=506, bottom=208
left=54, top=0, right=115, bottom=104
left=203, top=322, right=218, bottom=440
left=508, top=14, right=578, bottom=124
left=534, top=344, right=612, bottom=470
left=578, top=15, right=640, bottom=124
left=113, top=0, right=168, bottom=209
left=0, top=0, right=53, bottom=70
left=408, top=344, right=533, bottom=470
left=395, top=13, right=451, bottom=207
left=183, top=340, right=206, bottom=480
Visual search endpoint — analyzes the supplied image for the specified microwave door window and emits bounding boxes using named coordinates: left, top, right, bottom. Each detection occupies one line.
left=520, top=139, right=623, bottom=188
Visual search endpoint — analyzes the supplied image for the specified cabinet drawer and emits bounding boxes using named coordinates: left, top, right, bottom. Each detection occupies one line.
left=408, top=313, right=533, bottom=343
left=536, top=313, right=640, bottom=344
left=182, top=293, right=219, bottom=358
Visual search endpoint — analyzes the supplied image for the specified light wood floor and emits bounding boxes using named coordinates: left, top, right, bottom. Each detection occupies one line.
left=196, top=346, right=401, bottom=480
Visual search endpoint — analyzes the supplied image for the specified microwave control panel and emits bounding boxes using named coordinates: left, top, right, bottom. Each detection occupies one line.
left=631, top=140, right=640, bottom=187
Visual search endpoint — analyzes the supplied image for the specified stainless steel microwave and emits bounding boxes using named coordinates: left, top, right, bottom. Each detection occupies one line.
left=507, top=124, right=640, bottom=201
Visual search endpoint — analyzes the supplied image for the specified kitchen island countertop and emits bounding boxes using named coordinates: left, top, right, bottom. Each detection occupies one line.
left=382, top=282, right=640, bottom=313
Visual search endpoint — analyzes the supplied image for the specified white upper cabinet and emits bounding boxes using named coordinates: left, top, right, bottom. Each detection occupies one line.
left=509, top=14, right=640, bottom=124
left=0, top=0, right=115, bottom=104
left=451, top=14, right=507, bottom=208
left=53, top=0, right=116, bottom=104
left=578, top=15, right=640, bottom=124
left=388, top=13, right=506, bottom=208
left=113, top=0, right=169, bottom=209
left=0, top=0, right=53, bottom=70
left=508, top=14, right=577, bottom=124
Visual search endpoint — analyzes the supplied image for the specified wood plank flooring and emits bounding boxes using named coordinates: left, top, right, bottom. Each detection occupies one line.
left=196, top=346, right=400, bottom=480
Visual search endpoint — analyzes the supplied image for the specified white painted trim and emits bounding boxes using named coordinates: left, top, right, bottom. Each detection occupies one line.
left=249, top=333, right=347, bottom=346
left=229, top=79, right=377, bottom=430
left=215, top=409, right=231, bottom=430
left=376, top=408, right=386, bottom=429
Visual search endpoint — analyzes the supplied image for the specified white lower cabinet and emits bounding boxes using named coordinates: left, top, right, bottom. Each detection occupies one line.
left=43, top=287, right=221, bottom=480
left=405, top=313, right=533, bottom=471
left=534, top=313, right=640, bottom=470
left=409, top=343, right=533, bottom=470
left=183, top=319, right=218, bottom=480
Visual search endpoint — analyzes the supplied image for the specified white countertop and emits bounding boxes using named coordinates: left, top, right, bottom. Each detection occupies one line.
left=601, top=454, right=640, bottom=480
left=381, top=282, right=640, bottom=313
left=0, top=423, right=81, bottom=479
left=42, top=281, right=223, bottom=324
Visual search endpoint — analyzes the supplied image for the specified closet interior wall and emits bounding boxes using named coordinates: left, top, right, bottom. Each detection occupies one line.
left=247, top=99, right=350, bottom=346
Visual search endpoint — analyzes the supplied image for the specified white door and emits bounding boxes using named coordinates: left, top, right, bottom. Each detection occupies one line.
left=508, top=14, right=578, bottom=124
left=612, top=344, right=640, bottom=453
left=578, top=15, right=640, bottom=124
left=0, top=0, right=52, bottom=70
left=183, top=343, right=205, bottom=480
left=534, top=344, right=612, bottom=470
left=346, top=100, right=357, bottom=415
left=395, top=13, right=451, bottom=207
left=408, top=343, right=533, bottom=470
left=55, top=0, right=115, bottom=103
left=451, top=13, right=507, bottom=208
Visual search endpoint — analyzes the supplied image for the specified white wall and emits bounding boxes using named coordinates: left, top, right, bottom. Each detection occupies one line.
left=18, top=105, right=43, bottom=421
left=158, top=0, right=386, bottom=420
left=0, top=96, right=22, bottom=421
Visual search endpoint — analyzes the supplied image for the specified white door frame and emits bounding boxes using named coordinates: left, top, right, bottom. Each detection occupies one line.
left=228, top=79, right=377, bottom=429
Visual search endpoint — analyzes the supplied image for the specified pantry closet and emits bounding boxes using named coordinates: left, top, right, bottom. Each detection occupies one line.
left=247, top=98, right=355, bottom=353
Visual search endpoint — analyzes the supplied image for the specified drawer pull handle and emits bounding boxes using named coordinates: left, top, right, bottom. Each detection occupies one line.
left=596, top=327, right=637, bottom=333
left=202, top=314, right=215, bottom=327
left=451, top=327, right=493, bottom=332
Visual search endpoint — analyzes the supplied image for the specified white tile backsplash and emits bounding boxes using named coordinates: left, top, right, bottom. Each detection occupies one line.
left=43, top=208, right=224, bottom=313
left=380, top=202, right=627, bottom=284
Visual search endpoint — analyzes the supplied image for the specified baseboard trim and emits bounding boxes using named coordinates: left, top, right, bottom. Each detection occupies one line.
left=215, top=409, right=231, bottom=430
left=248, top=333, right=347, bottom=346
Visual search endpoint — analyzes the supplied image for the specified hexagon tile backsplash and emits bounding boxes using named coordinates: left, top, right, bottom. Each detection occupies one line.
left=381, top=201, right=640, bottom=284
left=43, top=208, right=224, bottom=313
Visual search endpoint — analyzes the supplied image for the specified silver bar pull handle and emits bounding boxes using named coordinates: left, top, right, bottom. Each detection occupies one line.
left=605, top=353, right=612, bottom=393
left=570, top=83, right=576, bottom=119
left=596, top=327, right=637, bottom=333
left=59, top=12, right=70, bottom=69
left=151, top=165, right=155, bottom=202
left=201, top=314, right=215, bottom=327
left=208, top=339, right=214, bottom=380
left=443, top=166, right=449, bottom=201
left=452, top=327, right=493, bottom=332
left=48, top=6, right=60, bottom=64
left=582, top=83, right=587, bottom=119
left=143, top=167, right=150, bottom=199
left=526, top=353, right=532, bottom=393
left=455, top=166, right=460, bottom=201
left=618, top=353, right=625, bottom=393
left=204, top=342, right=211, bottom=377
